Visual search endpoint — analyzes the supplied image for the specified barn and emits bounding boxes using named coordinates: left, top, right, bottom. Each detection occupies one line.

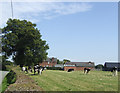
left=64, top=62, right=95, bottom=71
left=39, top=57, right=57, bottom=67
left=103, top=62, right=120, bottom=71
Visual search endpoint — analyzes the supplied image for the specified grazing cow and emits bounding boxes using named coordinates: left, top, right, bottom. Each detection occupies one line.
left=22, top=66, right=25, bottom=71
left=111, top=67, right=118, bottom=76
left=37, top=65, right=41, bottom=74
left=68, top=69, right=74, bottom=72
left=38, top=66, right=43, bottom=75
left=20, top=64, right=23, bottom=68
left=28, top=66, right=33, bottom=73
left=84, top=68, right=91, bottom=74
left=42, top=67, right=44, bottom=71
left=44, top=67, right=47, bottom=71
left=34, top=65, right=43, bottom=75
left=34, top=65, right=38, bottom=75
left=22, top=67, right=28, bottom=73
left=40, top=68, right=43, bottom=75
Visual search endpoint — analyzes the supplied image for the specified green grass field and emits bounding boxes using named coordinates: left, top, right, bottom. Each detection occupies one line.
left=28, top=70, right=118, bottom=91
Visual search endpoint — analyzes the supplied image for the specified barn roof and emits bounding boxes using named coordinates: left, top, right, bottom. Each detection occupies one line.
left=65, top=62, right=95, bottom=67
left=55, top=64, right=64, bottom=67
left=44, top=57, right=57, bottom=62
left=104, top=62, right=120, bottom=68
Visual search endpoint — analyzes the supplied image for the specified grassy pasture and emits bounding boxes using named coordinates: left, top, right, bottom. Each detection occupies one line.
left=28, top=70, right=118, bottom=91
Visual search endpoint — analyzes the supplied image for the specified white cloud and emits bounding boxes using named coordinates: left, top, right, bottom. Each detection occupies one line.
left=0, top=2, right=92, bottom=27
left=54, top=3, right=92, bottom=15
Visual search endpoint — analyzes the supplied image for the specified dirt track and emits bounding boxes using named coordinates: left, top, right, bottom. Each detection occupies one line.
left=5, top=66, right=43, bottom=92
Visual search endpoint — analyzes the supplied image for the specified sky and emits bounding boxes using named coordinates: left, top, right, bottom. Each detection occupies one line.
left=0, top=1, right=118, bottom=65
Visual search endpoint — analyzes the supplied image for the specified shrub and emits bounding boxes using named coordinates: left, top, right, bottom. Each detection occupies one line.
left=46, top=67, right=64, bottom=70
left=6, top=70, right=17, bottom=84
left=4, top=61, right=13, bottom=65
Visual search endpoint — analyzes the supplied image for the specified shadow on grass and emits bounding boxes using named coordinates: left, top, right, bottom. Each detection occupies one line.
left=105, top=74, right=113, bottom=77
left=27, top=73, right=41, bottom=76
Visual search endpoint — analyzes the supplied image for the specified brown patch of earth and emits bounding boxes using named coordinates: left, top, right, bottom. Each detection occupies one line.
left=4, top=66, right=44, bottom=92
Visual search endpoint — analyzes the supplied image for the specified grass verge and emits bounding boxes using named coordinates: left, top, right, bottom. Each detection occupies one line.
left=0, top=70, right=17, bottom=93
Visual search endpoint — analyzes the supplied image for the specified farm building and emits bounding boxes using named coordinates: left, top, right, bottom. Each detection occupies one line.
left=64, top=62, right=95, bottom=71
left=39, top=57, right=57, bottom=67
left=55, top=64, right=64, bottom=69
left=103, top=62, right=120, bottom=71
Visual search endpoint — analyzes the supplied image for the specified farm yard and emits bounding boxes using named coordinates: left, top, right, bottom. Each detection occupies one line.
left=28, top=70, right=118, bottom=91
left=1, top=2, right=119, bottom=92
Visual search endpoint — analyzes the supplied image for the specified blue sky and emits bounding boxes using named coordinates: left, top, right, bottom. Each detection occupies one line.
left=1, top=2, right=118, bottom=65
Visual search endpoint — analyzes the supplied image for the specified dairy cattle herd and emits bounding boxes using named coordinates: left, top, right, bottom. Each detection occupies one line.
left=20, top=65, right=118, bottom=76
left=21, top=65, right=46, bottom=75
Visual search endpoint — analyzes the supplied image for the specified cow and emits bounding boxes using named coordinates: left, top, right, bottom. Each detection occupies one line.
left=28, top=66, right=33, bottom=73
left=68, top=69, right=74, bottom=72
left=20, top=64, right=23, bottom=69
left=34, top=65, right=38, bottom=75
left=34, top=65, right=43, bottom=75
left=22, top=66, right=28, bottom=73
left=84, top=68, right=91, bottom=74
left=111, top=67, right=118, bottom=76
left=44, top=67, right=47, bottom=71
left=39, top=68, right=43, bottom=75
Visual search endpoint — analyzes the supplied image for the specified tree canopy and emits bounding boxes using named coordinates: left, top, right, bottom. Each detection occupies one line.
left=63, top=59, right=70, bottom=64
left=2, top=19, right=49, bottom=66
left=95, top=64, right=104, bottom=69
left=57, top=59, right=64, bottom=64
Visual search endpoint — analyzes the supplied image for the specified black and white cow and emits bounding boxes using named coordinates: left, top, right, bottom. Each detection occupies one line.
left=28, top=66, right=33, bottom=73
left=34, top=65, right=43, bottom=75
left=44, top=67, right=47, bottom=71
left=111, top=67, right=118, bottom=76
left=68, top=69, right=74, bottom=72
left=34, top=65, right=38, bottom=75
left=22, top=66, right=28, bottom=73
left=84, top=68, right=91, bottom=74
left=39, top=68, right=43, bottom=75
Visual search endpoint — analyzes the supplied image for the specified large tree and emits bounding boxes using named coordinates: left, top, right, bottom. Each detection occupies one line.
left=2, top=19, right=49, bottom=66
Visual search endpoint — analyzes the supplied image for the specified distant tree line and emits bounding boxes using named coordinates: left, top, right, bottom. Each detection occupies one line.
left=57, top=59, right=71, bottom=64
left=95, top=64, right=104, bottom=70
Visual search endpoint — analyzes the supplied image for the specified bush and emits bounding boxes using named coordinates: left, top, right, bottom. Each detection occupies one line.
left=46, top=67, right=64, bottom=70
left=6, top=70, right=17, bottom=84
left=4, top=61, right=13, bottom=65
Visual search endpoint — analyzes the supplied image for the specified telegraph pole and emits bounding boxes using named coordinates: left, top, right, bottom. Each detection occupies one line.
left=11, top=0, right=13, bottom=19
